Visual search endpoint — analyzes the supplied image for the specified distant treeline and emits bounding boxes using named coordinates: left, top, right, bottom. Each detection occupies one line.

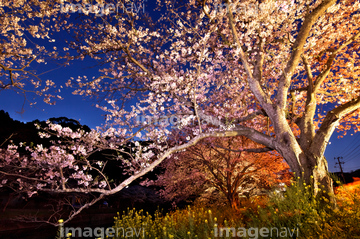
left=0, top=110, right=90, bottom=147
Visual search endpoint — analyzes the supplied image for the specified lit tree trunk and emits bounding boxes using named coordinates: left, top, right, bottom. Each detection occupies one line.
left=276, top=147, right=335, bottom=205
left=302, top=154, right=335, bottom=204
left=227, top=192, right=241, bottom=211
left=269, top=108, right=337, bottom=204
left=312, top=157, right=335, bottom=203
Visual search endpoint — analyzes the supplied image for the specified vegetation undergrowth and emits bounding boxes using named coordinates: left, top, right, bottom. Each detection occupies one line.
left=247, top=176, right=359, bottom=238
left=57, top=178, right=360, bottom=239
left=109, top=178, right=360, bottom=239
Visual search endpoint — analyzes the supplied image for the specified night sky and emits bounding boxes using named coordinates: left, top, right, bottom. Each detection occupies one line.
left=0, top=1, right=359, bottom=174
left=0, top=62, right=106, bottom=129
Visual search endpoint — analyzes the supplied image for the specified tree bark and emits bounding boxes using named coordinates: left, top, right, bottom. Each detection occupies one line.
left=268, top=108, right=336, bottom=206
left=228, top=192, right=241, bottom=211
left=303, top=155, right=336, bottom=207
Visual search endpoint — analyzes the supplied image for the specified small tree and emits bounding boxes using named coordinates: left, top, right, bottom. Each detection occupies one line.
left=148, top=136, right=291, bottom=210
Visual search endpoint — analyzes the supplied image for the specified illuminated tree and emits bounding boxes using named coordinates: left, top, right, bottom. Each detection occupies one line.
left=1, top=0, right=360, bottom=224
left=147, top=136, right=291, bottom=210
left=68, top=0, right=358, bottom=203
left=0, top=0, right=68, bottom=104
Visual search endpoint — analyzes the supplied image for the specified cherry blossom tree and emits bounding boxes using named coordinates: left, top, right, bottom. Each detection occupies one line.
left=146, top=136, right=291, bottom=210
left=0, top=120, right=158, bottom=224
left=0, top=0, right=70, bottom=105
left=1, top=0, right=360, bottom=224
left=67, top=0, right=359, bottom=204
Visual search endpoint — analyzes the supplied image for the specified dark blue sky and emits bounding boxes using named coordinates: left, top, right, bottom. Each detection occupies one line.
left=0, top=57, right=107, bottom=129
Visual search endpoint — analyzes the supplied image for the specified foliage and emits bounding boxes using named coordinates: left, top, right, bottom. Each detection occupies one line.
left=109, top=180, right=360, bottom=238
left=112, top=206, right=245, bottom=239
left=248, top=177, right=360, bottom=238
left=0, top=0, right=69, bottom=104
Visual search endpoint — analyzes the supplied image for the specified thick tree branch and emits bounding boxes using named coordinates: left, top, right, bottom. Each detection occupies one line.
left=225, top=0, right=272, bottom=113
left=213, top=144, right=273, bottom=153
left=253, top=35, right=264, bottom=82
left=41, top=127, right=275, bottom=195
left=299, top=56, right=316, bottom=149
left=310, top=96, right=360, bottom=160
left=276, top=0, right=336, bottom=109
left=299, top=30, right=360, bottom=149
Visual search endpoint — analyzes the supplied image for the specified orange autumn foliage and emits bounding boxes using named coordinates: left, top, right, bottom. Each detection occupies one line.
left=342, top=177, right=360, bottom=192
left=335, top=177, right=360, bottom=209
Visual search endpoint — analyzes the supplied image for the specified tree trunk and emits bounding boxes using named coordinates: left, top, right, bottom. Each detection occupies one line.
left=302, top=155, right=336, bottom=207
left=227, top=192, right=241, bottom=211
left=273, top=124, right=336, bottom=207
left=271, top=109, right=336, bottom=206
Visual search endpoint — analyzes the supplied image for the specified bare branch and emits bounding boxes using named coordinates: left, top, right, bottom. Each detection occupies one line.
left=0, top=133, right=15, bottom=147
left=61, top=194, right=105, bottom=226
left=213, top=144, right=273, bottom=153
left=0, top=170, right=52, bottom=184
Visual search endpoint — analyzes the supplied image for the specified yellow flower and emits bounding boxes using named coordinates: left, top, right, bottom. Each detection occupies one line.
left=58, top=219, right=64, bottom=223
